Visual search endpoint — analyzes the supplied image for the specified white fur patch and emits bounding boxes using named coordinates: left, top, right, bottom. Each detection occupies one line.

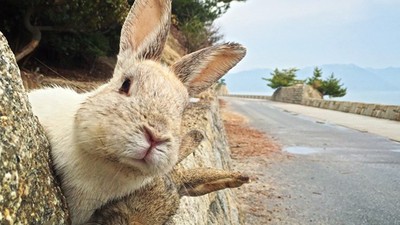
left=190, top=98, right=200, bottom=103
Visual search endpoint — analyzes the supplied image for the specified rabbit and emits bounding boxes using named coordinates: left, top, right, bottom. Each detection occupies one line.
left=85, top=130, right=250, bottom=225
left=27, top=0, right=246, bottom=224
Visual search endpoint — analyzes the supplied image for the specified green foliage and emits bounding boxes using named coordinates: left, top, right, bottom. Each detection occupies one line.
left=2, top=0, right=129, bottom=31
left=180, top=18, right=223, bottom=52
left=0, top=0, right=129, bottom=65
left=264, top=66, right=347, bottom=98
left=216, top=78, right=226, bottom=90
left=172, top=0, right=245, bottom=52
left=263, top=68, right=299, bottom=89
left=306, top=67, right=324, bottom=93
left=172, top=0, right=242, bottom=25
left=320, top=73, right=347, bottom=98
left=305, top=67, right=347, bottom=98
left=40, top=32, right=118, bottom=66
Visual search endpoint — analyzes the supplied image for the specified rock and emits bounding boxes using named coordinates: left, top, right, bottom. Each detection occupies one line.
left=272, top=84, right=322, bottom=104
left=216, top=84, right=229, bottom=96
left=0, top=32, right=69, bottom=224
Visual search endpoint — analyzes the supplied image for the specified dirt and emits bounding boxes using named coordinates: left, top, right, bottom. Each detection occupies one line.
left=219, top=99, right=290, bottom=225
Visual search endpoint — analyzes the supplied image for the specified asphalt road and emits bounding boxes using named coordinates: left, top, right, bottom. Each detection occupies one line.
left=223, top=97, right=400, bottom=225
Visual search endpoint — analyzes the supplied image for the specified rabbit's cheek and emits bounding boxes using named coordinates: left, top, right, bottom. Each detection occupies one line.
left=147, top=143, right=178, bottom=173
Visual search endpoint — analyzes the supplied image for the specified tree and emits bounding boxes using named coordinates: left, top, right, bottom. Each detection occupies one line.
left=321, top=73, right=347, bottom=98
left=306, top=67, right=324, bottom=93
left=172, top=0, right=246, bottom=52
left=218, top=79, right=226, bottom=85
left=306, top=67, right=347, bottom=98
left=172, top=0, right=245, bottom=25
left=263, top=68, right=299, bottom=89
left=1, top=0, right=130, bottom=63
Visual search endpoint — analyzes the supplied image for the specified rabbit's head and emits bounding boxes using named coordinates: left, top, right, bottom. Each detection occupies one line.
left=74, top=0, right=246, bottom=177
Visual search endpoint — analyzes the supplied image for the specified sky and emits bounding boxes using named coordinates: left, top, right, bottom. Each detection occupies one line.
left=215, top=0, right=400, bottom=73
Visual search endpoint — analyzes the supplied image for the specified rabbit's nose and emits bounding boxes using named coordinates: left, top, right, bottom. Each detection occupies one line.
left=143, top=126, right=169, bottom=148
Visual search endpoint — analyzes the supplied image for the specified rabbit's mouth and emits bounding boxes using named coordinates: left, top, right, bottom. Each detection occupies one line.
left=119, top=145, right=173, bottom=174
left=131, top=144, right=168, bottom=164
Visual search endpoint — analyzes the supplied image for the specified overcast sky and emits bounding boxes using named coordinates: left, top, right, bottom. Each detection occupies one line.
left=215, top=0, right=400, bottom=72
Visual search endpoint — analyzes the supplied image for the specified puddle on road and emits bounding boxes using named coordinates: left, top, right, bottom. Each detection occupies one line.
left=284, top=146, right=323, bottom=155
left=392, top=150, right=400, bottom=153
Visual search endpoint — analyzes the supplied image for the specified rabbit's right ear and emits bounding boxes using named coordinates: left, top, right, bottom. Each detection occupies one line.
left=118, top=0, right=171, bottom=61
left=172, top=43, right=246, bottom=96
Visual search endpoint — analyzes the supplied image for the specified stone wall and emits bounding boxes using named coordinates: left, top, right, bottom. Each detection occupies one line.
left=225, top=94, right=272, bottom=100
left=0, top=32, right=69, bottom=224
left=225, top=94, right=400, bottom=122
left=272, top=84, right=400, bottom=121
left=169, top=99, right=242, bottom=225
left=302, top=98, right=400, bottom=121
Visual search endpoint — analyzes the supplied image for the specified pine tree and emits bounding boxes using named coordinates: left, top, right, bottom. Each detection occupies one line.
left=321, top=73, right=347, bottom=98
left=306, top=67, right=324, bottom=93
left=263, top=68, right=298, bottom=89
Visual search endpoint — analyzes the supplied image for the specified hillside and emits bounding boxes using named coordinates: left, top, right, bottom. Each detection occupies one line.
left=20, top=26, right=186, bottom=91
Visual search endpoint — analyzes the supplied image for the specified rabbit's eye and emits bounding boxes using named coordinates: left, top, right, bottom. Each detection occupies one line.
left=119, top=78, right=131, bottom=95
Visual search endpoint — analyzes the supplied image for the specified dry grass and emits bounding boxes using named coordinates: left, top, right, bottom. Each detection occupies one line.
left=220, top=100, right=281, bottom=158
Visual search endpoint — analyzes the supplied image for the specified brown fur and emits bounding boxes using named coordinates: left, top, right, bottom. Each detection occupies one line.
left=85, top=130, right=249, bottom=225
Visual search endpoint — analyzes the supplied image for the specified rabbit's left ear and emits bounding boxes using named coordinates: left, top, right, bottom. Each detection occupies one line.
left=118, top=0, right=171, bottom=60
left=172, top=43, right=246, bottom=96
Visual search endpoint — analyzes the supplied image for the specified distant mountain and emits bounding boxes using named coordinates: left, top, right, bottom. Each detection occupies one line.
left=223, top=68, right=274, bottom=95
left=298, top=64, right=400, bottom=91
left=365, top=67, right=400, bottom=87
left=366, top=67, right=400, bottom=77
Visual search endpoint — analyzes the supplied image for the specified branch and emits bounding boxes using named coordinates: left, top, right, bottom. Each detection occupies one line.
left=16, top=7, right=41, bottom=62
left=15, top=4, right=81, bottom=62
